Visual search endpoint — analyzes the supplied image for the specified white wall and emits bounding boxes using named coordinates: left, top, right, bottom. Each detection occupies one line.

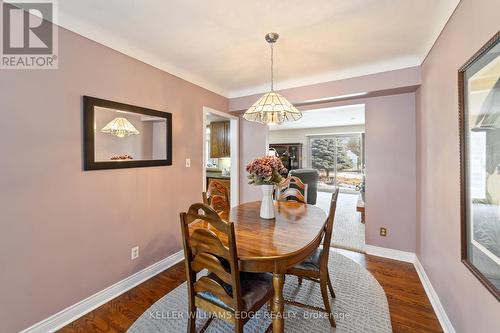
left=152, top=121, right=167, bottom=159
left=269, top=124, right=365, bottom=167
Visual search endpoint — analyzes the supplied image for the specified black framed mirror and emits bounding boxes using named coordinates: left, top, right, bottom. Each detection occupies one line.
left=459, top=31, right=500, bottom=301
left=83, top=96, right=172, bottom=170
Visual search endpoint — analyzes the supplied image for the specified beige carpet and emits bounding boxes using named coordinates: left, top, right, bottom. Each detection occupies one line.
left=316, top=191, right=365, bottom=253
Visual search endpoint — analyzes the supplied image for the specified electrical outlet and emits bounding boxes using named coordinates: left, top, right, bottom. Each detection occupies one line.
left=185, top=158, right=191, bottom=168
left=380, top=227, right=387, bottom=237
left=131, top=246, right=139, bottom=260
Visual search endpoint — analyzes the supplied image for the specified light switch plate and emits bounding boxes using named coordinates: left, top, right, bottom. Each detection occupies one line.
left=185, top=158, right=191, bottom=167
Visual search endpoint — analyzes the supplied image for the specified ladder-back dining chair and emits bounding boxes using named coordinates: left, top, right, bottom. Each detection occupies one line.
left=202, top=180, right=230, bottom=215
left=285, top=188, right=339, bottom=327
left=276, top=176, right=308, bottom=204
left=180, top=203, right=273, bottom=333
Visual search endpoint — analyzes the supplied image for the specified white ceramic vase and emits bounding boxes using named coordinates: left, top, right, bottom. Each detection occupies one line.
left=260, top=184, right=275, bottom=219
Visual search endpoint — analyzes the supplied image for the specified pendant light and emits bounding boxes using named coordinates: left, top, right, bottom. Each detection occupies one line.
left=101, top=117, right=140, bottom=138
left=243, top=33, right=302, bottom=125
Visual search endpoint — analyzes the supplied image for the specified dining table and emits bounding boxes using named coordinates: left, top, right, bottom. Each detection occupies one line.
left=188, top=200, right=327, bottom=333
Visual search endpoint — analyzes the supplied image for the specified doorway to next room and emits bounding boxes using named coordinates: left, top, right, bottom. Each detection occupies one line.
left=269, top=104, right=366, bottom=253
left=202, top=107, right=239, bottom=208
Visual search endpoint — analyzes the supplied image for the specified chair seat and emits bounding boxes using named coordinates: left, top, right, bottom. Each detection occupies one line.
left=197, top=272, right=273, bottom=312
left=292, top=248, right=322, bottom=271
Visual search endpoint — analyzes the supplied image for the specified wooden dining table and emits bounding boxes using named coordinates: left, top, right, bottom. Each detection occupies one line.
left=189, top=200, right=327, bottom=333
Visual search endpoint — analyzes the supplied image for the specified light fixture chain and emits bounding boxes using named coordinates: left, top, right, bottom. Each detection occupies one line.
left=243, top=32, right=302, bottom=125
left=270, top=43, right=274, bottom=91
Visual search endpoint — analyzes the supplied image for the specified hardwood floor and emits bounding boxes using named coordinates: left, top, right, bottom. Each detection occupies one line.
left=59, top=249, right=443, bottom=333
left=336, top=249, right=443, bottom=333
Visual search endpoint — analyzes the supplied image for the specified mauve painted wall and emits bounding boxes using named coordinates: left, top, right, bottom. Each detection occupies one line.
left=0, top=26, right=227, bottom=332
left=236, top=92, right=417, bottom=251
left=416, top=0, right=500, bottom=332
left=365, top=93, right=416, bottom=251
left=229, top=66, right=421, bottom=111
left=239, top=115, right=269, bottom=203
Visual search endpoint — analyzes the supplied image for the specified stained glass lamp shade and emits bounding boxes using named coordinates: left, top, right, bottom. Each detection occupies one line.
left=101, top=117, right=140, bottom=138
left=243, top=91, right=302, bottom=124
left=243, top=33, right=302, bottom=125
left=473, top=78, right=500, bottom=130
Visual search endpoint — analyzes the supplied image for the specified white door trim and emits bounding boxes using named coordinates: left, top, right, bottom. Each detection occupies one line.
left=202, top=107, right=240, bottom=207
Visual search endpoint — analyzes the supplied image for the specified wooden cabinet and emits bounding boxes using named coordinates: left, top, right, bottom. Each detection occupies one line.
left=210, top=121, right=230, bottom=158
left=269, top=143, right=302, bottom=171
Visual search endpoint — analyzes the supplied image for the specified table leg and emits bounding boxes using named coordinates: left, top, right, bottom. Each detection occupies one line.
left=271, top=273, right=285, bottom=333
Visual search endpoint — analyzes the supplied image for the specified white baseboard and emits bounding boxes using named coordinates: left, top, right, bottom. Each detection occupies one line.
left=21, top=245, right=456, bottom=333
left=20, top=250, right=185, bottom=333
left=414, top=257, right=456, bottom=333
left=364, top=244, right=416, bottom=263
left=364, top=245, right=455, bottom=333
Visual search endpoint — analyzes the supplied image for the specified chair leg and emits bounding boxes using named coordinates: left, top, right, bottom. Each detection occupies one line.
left=187, top=307, right=196, bottom=333
left=297, top=276, right=303, bottom=286
left=235, top=319, right=244, bottom=333
left=327, top=273, right=336, bottom=298
left=320, top=278, right=336, bottom=327
left=199, top=316, right=213, bottom=333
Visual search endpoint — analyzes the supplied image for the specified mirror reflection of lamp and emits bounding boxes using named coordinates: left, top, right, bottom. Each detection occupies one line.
left=472, top=78, right=499, bottom=130
left=101, top=117, right=140, bottom=161
left=101, top=117, right=140, bottom=138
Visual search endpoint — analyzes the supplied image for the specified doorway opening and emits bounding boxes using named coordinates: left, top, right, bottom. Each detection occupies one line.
left=268, top=103, right=366, bottom=253
left=202, top=107, right=239, bottom=208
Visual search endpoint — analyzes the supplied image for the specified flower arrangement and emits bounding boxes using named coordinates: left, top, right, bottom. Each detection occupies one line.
left=355, top=181, right=365, bottom=192
left=110, top=154, right=134, bottom=160
left=356, top=173, right=366, bottom=201
left=356, top=167, right=366, bottom=192
left=246, top=156, right=287, bottom=185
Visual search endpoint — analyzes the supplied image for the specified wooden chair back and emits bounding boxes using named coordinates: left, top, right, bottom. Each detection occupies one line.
left=276, top=176, right=308, bottom=203
left=179, top=203, right=242, bottom=313
left=203, top=180, right=230, bottom=214
left=320, top=188, right=340, bottom=266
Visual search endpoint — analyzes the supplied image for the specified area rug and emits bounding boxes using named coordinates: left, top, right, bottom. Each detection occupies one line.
left=316, top=191, right=365, bottom=253
left=127, top=251, right=391, bottom=333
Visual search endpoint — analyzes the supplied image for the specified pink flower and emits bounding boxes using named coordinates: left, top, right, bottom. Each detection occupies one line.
left=246, top=156, right=287, bottom=185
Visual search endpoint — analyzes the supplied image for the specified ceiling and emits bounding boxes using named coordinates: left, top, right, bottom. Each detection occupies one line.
left=55, top=0, right=459, bottom=97
left=268, top=104, right=365, bottom=131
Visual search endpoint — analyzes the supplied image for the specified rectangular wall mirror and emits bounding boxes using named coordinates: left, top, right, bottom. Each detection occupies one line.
left=83, top=96, right=172, bottom=170
left=459, top=32, right=499, bottom=301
